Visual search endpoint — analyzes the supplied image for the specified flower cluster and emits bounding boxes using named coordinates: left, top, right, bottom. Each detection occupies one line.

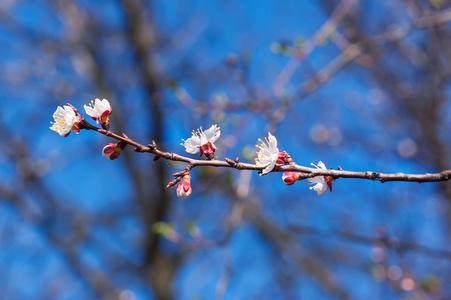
left=252, top=133, right=335, bottom=195
left=51, top=100, right=337, bottom=198
left=51, top=98, right=117, bottom=159
left=50, top=99, right=112, bottom=136
left=281, top=161, right=336, bottom=195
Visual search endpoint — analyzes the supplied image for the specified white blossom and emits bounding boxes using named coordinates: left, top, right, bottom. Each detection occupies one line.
left=308, top=161, right=329, bottom=195
left=83, top=98, right=112, bottom=126
left=50, top=105, right=82, bottom=137
left=255, top=132, right=280, bottom=175
left=182, top=125, right=220, bottom=159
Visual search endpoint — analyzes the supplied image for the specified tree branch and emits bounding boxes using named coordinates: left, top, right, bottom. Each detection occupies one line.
left=79, top=118, right=451, bottom=184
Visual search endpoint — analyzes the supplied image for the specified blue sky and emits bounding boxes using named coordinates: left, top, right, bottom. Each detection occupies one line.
left=1, top=0, right=450, bottom=299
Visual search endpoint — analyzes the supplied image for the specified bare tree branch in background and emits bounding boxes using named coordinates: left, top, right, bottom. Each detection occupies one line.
left=2, top=0, right=451, bottom=299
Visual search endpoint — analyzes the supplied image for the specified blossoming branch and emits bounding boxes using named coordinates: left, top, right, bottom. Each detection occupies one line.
left=50, top=100, right=451, bottom=198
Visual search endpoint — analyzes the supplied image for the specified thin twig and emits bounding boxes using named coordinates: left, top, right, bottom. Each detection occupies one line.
left=303, top=7, right=451, bottom=92
left=289, top=225, right=451, bottom=260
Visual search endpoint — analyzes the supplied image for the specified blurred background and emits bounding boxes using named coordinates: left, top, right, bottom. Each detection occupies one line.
left=1, top=0, right=451, bottom=299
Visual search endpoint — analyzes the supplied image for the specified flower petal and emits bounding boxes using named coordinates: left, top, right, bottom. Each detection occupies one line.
left=183, top=136, right=201, bottom=154
left=261, top=162, right=276, bottom=175
left=84, top=105, right=97, bottom=119
left=203, top=125, right=221, bottom=144
left=313, top=181, right=328, bottom=195
left=317, top=161, right=327, bottom=170
left=308, top=177, right=323, bottom=184
left=267, top=132, right=278, bottom=150
left=95, top=98, right=111, bottom=115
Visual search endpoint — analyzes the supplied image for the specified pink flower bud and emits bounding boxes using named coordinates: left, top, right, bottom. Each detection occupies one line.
left=176, top=174, right=192, bottom=198
left=275, top=150, right=293, bottom=165
left=282, top=172, right=301, bottom=185
left=102, top=142, right=122, bottom=160
left=200, top=142, right=217, bottom=160
left=276, top=151, right=287, bottom=165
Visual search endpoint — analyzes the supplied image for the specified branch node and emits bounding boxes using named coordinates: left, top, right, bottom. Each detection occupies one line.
left=185, top=164, right=194, bottom=172
left=225, top=157, right=243, bottom=169
left=148, top=140, right=157, bottom=152
left=365, top=171, right=381, bottom=181
left=283, top=151, right=294, bottom=165
left=225, top=157, right=235, bottom=166
left=134, top=145, right=144, bottom=152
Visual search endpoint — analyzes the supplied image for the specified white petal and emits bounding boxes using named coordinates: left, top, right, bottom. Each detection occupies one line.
left=49, top=124, right=68, bottom=136
left=267, top=132, right=278, bottom=149
left=308, top=177, right=323, bottom=184
left=261, top=162, right=276, bottom=174
left=100, top=98, right=110, bottom=108
left=183, top=136, right=201, bottom=154
left=313, top=182, right=328, bottom=195
left=84, top=105, right=98, bottom=118
left=95, top=98, right=110, bottom=114
left=62, top=105, right=75, bottom=118
left=203, top=125, right=221, bottom=143
left=317, top=161, right=327, bottom=170
left=94, top=98, right=104, bottom=115
left=255, top=159, right=270, bottom=168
